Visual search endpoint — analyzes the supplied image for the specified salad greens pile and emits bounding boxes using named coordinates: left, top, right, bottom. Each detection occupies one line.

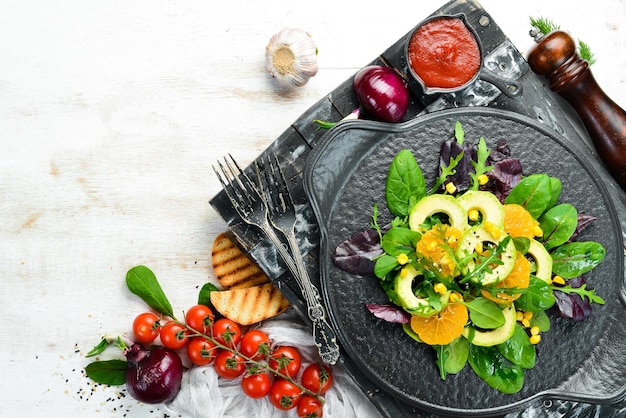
left=333, top=122, right=606, bottom=393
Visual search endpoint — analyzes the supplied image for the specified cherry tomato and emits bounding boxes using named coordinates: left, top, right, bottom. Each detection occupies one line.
left=297, top=395, right=324, bottom=418
left=212, top=318, right=242, bottom=348
left=159, top=322, right=188, bottom=350
left=185, top=304, right=215, bottom=334
left=301, top=363, right=333, bottom=394
left=269, top=378, right=302, bottom=410
left=214, top=349, right=246, bottom=379
left=239, top=330, right=270, bottom=360
left=241, top=372, right=271, bottom=398
left=268, top=346, right=302, bottom=378
left=186, top=336, right=217, bottom=366
left=132, top=312, right=161, bottom=343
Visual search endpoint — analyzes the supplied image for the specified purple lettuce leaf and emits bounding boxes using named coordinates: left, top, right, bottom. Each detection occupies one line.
left=484, top=158, right=523, bottom=202
left=570, top=214, right=597, bottom=241
left=332, top=228, right=382, bottom=276
left=365, top=303, right=411, bottom=324
left=553, top=276, right=593, bottom=321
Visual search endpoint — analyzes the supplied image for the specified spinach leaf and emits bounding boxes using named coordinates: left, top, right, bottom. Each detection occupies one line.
left=381, top=227, right=421, bottom=256
left=374, top=254, right=399, bottom=279
left=551, top=242, right=606, bottom=278
left=497, top=324, right=536, bottom=369
left=539, top=204, right=578, bottom=250
left=515, top=276, right=555, bottom=312
left=465, top=297, right=505, bottom=329
left=386, top=150, right=426, bottom=217
left=435, top=336, right=469, bottom=379
left=547, top=176, right=562, bottom=209
left=529, top=309, right=551, bottom=332
left=468, top=345, right=524, bottom=394
left=126, top=265, right=176, bottom=319
left=504, top=174, right=553, bottom=219
left=198, top=282, right=219, bottom=307
left=85, top=360, right=127, bottom=385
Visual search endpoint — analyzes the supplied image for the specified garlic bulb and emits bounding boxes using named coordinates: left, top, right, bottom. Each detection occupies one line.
left=265, top=28, right=318, bottom=88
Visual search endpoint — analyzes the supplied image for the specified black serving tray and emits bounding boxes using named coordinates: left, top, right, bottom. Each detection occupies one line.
left=209, top=0, right=626, bottom=416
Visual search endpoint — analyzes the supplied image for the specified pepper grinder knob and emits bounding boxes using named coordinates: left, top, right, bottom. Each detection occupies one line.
left=527, top=30, right=626, bottom=189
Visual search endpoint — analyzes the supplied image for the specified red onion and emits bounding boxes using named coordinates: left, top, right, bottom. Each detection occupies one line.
left=125, top=343, right=183, bottom=404
left=353, top=65, right=410, bottom=123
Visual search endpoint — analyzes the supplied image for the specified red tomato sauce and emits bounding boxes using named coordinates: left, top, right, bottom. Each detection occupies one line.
left=408, top=17, right=481, bottom=89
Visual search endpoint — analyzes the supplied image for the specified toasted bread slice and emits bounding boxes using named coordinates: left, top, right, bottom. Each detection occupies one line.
left=210, top=283, right=290, bottom=325
left=211, top=232, right=271, bottom=289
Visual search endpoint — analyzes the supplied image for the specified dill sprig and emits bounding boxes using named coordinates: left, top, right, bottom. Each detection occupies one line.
left=529, top=16, right=596, bottom=65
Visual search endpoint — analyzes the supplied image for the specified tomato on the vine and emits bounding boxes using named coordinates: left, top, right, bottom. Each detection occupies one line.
left=269, top=378, right=302, bottom=410
left=132, top=312, right=161, bottom=343
left=212, top=318, right=241, bottom=348
left=241, top=372, right=271, bottom=398
left=268, top=346, right=302, bottom=378
left=159, top=322, right=188, bottom=350
left=297, top=395, right=324, bottom=418
left=301, top=363, right=333, bottom=394
left=214, top=349, right=246, bottom=379
left=239, top=329, right=270, bottom=360
left=187, top=336, right=217, bottom=366
left=185, top=304, right=214, bottom=334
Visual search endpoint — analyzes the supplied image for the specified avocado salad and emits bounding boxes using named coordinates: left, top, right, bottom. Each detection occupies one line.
left=332, top=122, right=606, bottom=394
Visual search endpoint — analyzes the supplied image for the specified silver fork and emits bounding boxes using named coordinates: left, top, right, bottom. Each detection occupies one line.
left=256, top=153, right=340, bottom=365
left=213, top=155, right=340, bottom=364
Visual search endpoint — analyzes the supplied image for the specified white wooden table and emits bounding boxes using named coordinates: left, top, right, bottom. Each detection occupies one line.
left=1, top=1, right=625, bottom=416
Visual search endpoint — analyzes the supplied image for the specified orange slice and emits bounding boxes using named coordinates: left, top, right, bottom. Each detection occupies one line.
left=503, top=204, right=541, bottom=239
left=410, top=303, right=468, bottom=345
left=482, top=251, right=531, bottom=303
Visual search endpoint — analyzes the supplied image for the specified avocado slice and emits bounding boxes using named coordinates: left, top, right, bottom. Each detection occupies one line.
left=394, top=265, right=433, bottom=315
left=527, top=239, right=553, bottom=282
left=456, top=190, right=505, bottom=228
left=408, top=194, right=469, bottom=232
left=456, top=225, right=516, bottom=286
left=462, top=304, right=516, bottom=347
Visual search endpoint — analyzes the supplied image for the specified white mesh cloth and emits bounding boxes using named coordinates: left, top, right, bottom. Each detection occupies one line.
left=164, top=312, right=383, bottom=418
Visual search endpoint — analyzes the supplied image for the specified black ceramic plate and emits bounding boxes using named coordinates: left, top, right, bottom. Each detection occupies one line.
left=303, top=108, right=626, bottom=417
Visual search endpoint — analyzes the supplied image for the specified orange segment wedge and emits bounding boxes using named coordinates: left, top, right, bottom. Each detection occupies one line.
left=410, top=303, right=468, bottom=345
left=503, top=204, right=542, bottom=239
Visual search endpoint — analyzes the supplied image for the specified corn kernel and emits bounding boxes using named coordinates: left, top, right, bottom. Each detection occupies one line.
left=468, top=209, right=480, bottom=221
left=530, top=326, right=540, bottom=336
left=427, top=241, right=438, bottom=251
left=397, top=253, right=409, bottom=265
left=449, top=292, right=462, bottom=303
left=490, top=228, right=502, bottom=240
left=529, top=334, right=541, bottom=345
left=533, top=225, right=544, bottom=237
left=522, top=318, right=531, bottom=328
left=400, top=267, right=409, bottom=278
left=445, top=182, right=457, bottom=194
left=474, top=242, right=484, bottom=255
left=546, top=277, right=553, bottom=285
left=516, top=310, right=524, bottom=321
left=523, top=311, right=533, bottom=321
left=483, top=221, right=494, bottom=233
left=478, top=174, right=489, bottom=185
left=434, top=283, right=447, bottom=295
left=552, top=275, right=565, bottom=285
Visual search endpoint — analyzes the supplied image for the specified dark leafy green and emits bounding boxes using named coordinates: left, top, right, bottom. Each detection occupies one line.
left=514, top=276, right=555, bottom=312
left=468, top=345, right=524, bottom=394
left=497, top=324, right=536, bottom=369
left=505, top=174, right=553, bottom=219
left=465, top=297, right=505, bottom=329
left=332, top=228, right=382, bottom=275
left=386, top=150, right=426, bottom=217
left=85, top=359, right=127, bottom=385
left=126, top=265, right=176, bottom=319
left=551, top=242, right=606, bottom=279
left=539, top=204, right=578, bottom=250
left=198, top=282, right=219, bottom=307
left=435, top=336, right=469, bottom=379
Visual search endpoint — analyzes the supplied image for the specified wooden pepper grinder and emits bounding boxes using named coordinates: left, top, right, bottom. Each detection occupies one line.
left=527, top=30, right=626, bottom=189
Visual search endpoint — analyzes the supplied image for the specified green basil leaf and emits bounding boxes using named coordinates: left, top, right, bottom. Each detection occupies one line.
left=539, top=204, right=578, bottom=250
left=85, top=360, right=127, bottom=385
left=126, top=265, right=176, bottom=319
left=386, top=150, right=426, bottom=217
left=515, top=276, right=555, bottom=312
left=497, top=324, right=536, bottom=369
left=435, top=336, right=469, bottom=379
left=504, top=174, right=552, bottom=219
left=466, top=297, right=505, bottom=329
left=551, top=242, right=606, bottom=278
left=381, top=227, right=421, bottom=256
left=198, top=282, right=219, bottom=307
left=468, top=345, right=524, bottom=394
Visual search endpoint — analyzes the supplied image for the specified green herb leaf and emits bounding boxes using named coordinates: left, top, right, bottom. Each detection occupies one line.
left=374, top=254, right=399, bottom=280
left=497, top=324, right=536, bottom=369
left=551, top=242, right=606, bottom=278
left=515, top=276, right=555, bottom=312
left=529, top=16, right=560, bottom=35
left=85, top=360, right=127, bottom=385
left=86, top=337, right=110, bottom=358
left=466, top=297, right=505, bottom=329
left=539, top=203, right=578, bottom=250
left=126, top=265, right=176, bottom=319
left=505, top=174, right=553, bottom=219
left=435, top=336, right=469, bottom=380
left=430, top=152, right=464, bottom=195
left=198, top=282, right=219, bottom=307
left=381, top=227, right=421, bottom=257
left=555, top=283, right=605, bottom=304
left=469, top=137, right=493, bottom=191
left=468, top=345, right=525, bottom=394
left=578, top=40, right=596, bottom=65
left=386, top=150, right=426, bottom=217
left=454, top=121, right=465, bottom=145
